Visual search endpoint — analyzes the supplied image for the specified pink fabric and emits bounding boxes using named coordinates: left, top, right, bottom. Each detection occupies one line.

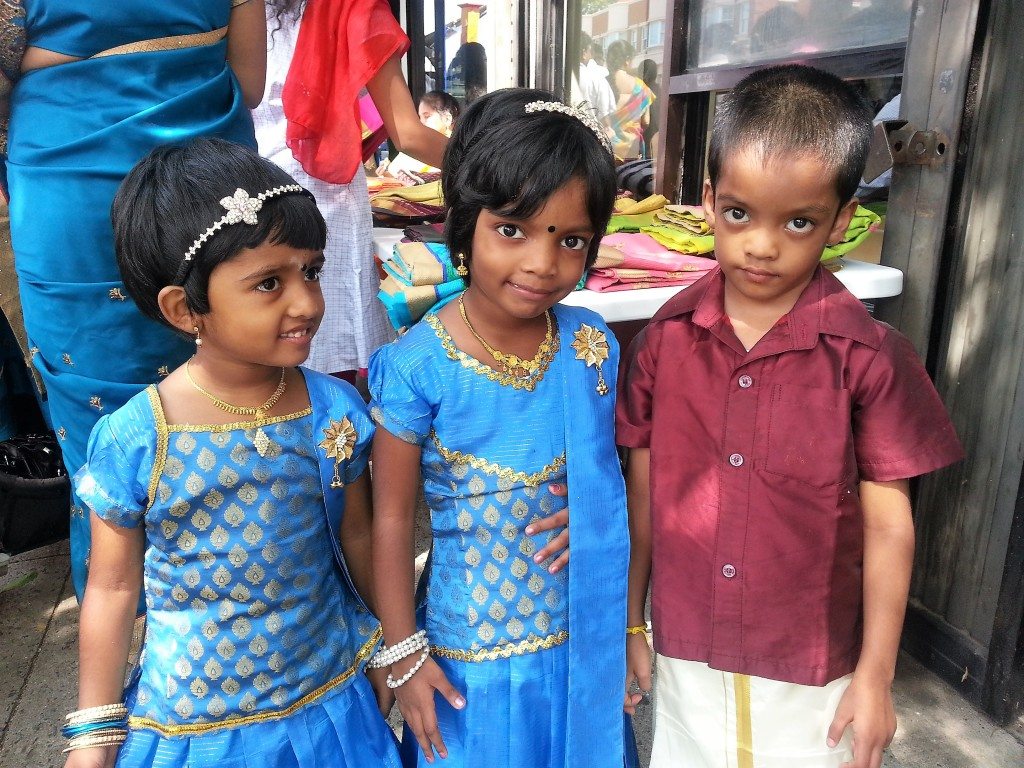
left=601, top=233, right=715, bottom=271
left=585, top=270, right=707, bottom=292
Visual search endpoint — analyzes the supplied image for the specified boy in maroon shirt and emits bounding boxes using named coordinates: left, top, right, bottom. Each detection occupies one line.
left=617, top=65, right=962, bottom=768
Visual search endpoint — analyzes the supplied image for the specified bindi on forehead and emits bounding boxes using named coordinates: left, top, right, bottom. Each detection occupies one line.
left=547, top=225, right=556, bottom=233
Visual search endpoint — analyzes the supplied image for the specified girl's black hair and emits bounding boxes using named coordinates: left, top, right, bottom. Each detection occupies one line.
left=441, top=88, right=616, bottom=282
left=111, top=138, right=326, bottom=331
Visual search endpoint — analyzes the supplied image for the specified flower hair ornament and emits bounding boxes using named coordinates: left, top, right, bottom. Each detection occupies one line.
left=524, top=100, right=613, bottom=154
left=176, top=185, right=306, bottom=283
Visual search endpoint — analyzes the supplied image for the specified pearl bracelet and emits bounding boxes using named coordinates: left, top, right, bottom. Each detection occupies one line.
left=386, top=647, right=431, bottom=688
left=367, top=630, right=428, bottom=669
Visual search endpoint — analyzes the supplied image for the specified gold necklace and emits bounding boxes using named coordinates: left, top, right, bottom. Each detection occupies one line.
left=458, top=295, right=554, bottom=378
left=185, top=360, right=287, bottom=457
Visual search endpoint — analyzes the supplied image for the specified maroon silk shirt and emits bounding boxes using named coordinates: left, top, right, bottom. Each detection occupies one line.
left=617, top=266, right=963, bottom=686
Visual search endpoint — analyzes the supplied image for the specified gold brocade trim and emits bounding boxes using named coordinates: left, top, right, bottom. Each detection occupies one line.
left=166, top=408, right=312, bottom=434
left=424, top=313, right=559, bottom=392
left=430, top=430, right=565, bottom=489
left=734, top=673, right=754, bottom=768
left=431, top=630, right=569, bottom=662
left=90, top=26, right=227, bottom=60
left=129, top=627, right=382, bottom=736
left=145, top=386, right=169, bottom=511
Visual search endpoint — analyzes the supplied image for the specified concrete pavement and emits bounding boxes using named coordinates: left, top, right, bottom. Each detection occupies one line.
left=2, top=541, right=1022, bottom=768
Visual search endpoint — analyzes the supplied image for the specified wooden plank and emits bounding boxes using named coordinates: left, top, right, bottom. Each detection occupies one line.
left=655, top=0, right=688, bottom=200
left=874, top=0, right=981, bottom=357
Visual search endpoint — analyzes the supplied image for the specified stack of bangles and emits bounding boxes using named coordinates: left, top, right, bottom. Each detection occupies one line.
left=366, top=629, right=431, bottom=689
left=62, top=703, right=129, bottom=753
left=627, top=625, right=648, bottom=636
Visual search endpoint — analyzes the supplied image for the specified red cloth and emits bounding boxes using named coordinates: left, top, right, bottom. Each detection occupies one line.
left=283, top=0, right=410, bottom=184
left=616, top=266, right=963, bottom=686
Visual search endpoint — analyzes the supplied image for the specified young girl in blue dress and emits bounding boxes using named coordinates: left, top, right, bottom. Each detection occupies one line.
left=368, top=88, right=632, bottom=768
left=63, top=138, right=401, bottom=768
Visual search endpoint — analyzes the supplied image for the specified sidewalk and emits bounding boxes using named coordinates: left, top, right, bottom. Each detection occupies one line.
left=2, top=541, right=1022, bottom=768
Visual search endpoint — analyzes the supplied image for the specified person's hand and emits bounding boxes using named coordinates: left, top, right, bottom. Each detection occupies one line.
left=365, top=665, right=396, bottom=716
left=827, top=672, right=896, bottom=768
left=525, top=483, right=570, bottom=573
left=64, top=745, right=118, bottom=768
left=623, top=631, right=653, bottom=715
left=392, top=656, right=465, bottom=763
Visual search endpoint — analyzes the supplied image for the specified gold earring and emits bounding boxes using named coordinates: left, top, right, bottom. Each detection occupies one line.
left=455, top=252, right=468, bottom=277
left=193, top=325, right=202, bottom=347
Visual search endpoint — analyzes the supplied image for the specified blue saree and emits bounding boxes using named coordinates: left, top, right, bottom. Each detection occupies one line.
left=5, top=0, right=255, bottom=598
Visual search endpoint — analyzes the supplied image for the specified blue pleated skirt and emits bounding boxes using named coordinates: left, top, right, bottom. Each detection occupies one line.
left=116, top=674, right=401, bottom=768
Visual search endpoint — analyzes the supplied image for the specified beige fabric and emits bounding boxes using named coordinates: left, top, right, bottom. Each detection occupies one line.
left=650, top=655, right=854, bottom=768
left=90, top=26, right=227, bottom=59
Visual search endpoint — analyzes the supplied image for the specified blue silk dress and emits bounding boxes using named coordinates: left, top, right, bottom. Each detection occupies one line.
left=369, top=301, right=632, bottom=768
left=6, top=0, right=255, bottom=599
left=74, top=371, right=401, bottom=767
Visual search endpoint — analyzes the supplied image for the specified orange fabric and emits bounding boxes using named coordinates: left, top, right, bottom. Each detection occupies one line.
left=282, top=0, right=410, bottom=183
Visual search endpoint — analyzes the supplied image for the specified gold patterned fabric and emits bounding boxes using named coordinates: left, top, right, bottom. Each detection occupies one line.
left=76, top=389, right=379, bottom=732
left=0, top=0, right=25, bottom=155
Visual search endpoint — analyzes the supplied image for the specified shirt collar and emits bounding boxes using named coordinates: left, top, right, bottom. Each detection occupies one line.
left=652, top=264, right=885, bottom=355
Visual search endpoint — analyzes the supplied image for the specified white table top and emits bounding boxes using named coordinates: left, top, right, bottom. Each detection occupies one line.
left=373, top=228, right=904, bottom=324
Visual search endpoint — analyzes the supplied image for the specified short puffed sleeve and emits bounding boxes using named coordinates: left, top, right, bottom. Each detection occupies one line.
left=340, top=392, right=375, bottom=484
left=74, top=413, right=151, bottom=528
left=367, top=336, right=436, bottom=445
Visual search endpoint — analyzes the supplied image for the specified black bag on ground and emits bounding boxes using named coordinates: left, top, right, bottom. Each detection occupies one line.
left=0, top=433, right=70, bottom=555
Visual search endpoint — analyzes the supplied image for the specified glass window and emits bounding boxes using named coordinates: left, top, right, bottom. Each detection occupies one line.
left=689, top=0, right=913, bottom=69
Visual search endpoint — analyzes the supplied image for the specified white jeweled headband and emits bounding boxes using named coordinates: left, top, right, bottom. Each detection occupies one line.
left=182, top=185, right=305, bottom=265
left=524, top=100, right=613, bottom=154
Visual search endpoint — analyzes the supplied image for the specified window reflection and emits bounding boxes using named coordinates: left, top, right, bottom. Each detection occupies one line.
left=691, top=0, right=913, bottom=69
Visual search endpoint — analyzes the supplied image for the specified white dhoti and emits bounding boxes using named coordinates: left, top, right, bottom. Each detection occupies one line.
left=650, top=655, right=854, bottom=768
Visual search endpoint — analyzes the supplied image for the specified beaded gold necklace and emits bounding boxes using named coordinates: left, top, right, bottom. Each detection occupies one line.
left=458, top=295, right=554, bottom=380
left=185, top=360, right=286, bottom=457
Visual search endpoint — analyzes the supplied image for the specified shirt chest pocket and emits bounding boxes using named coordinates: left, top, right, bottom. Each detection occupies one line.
left=763, top=384, right=853, bottom=488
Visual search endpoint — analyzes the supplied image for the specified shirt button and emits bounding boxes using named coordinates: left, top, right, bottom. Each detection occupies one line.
left=728, top=453, right=744, bottom=467
left=722, top=564, right=737, bottom=578
left=738, top=375, right=753, bottom=388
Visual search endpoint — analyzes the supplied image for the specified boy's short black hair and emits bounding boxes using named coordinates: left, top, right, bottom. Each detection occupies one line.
left=441, top=88, right=616, bottom=280
left=112, top=138, right=326, bottom=331
left=420, top=90, right=461, bottom=123
left=707, top=64, right=874, bottom=203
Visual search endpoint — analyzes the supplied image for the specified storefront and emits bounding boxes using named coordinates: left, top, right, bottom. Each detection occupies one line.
left=393, top=0, right=1022, bottom=726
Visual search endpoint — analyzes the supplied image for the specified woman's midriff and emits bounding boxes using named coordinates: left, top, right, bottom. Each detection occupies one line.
left=21, top=46, right=82, bottom=74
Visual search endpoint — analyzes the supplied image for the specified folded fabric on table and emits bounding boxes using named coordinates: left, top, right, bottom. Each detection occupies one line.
left=639, top=224, right=716, bottom=255
left=370, top=180, right=443, bottom=204
left=655, top=205, right=712, bottom=235
left=614, top=193, right=670, bottom=215
left=599, top=233, right=715, bottom=271
left=378, top=274, right=464, bottom=330
left=402, top=222, right=446, bottom=242
left=585, top=268, right=709, bottom=292
left=385, top=242, right=461, bottom=285
left=607, top=210, right=660, bottom=233
left=822, top=205, right=882, bottom=261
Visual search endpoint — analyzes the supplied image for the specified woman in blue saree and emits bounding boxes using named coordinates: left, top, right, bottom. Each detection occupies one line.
left=2, top=0, right=265, bottom=599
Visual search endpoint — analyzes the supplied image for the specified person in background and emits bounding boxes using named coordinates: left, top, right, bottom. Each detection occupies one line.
left=637, top=58, right=660, bottom=159
left=2, top=0, right=265, bottom=601
left=576, top=32, right=616, bottom=124
left=255, top=0, right=447, bottom=382
left=619, top=64, right=963, bottom=768
left=604, top=40, right=655, bottom=158
left=378, top=90, right=460, bottom=180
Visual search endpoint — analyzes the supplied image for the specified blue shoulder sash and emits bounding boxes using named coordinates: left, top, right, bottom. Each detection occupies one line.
left=555, top=305, right=630, bottom=765
left=304, top=368, right=376, bottom=616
